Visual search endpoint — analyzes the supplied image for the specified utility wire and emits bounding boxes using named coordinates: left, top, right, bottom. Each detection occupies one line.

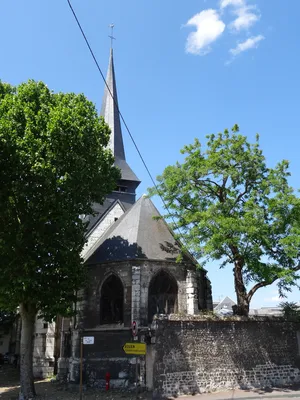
left=66, top=0, right=185, bottom=243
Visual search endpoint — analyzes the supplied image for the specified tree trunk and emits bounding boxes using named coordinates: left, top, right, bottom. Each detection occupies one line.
left=233, top=261, right=250, bottom=317
left=229, top=244, right=250, bottom=317
left=19, top=303, right=37, bottom=400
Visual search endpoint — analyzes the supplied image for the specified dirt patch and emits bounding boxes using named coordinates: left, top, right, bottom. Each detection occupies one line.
left=0, top=366, right=152, bottom=399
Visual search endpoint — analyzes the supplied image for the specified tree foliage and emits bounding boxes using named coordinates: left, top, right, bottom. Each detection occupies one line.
left=0, top=79, right=119, bottom=317
left=0, top=310, right=16, bottom=327
left=150, top=126, right=300, bottom=316
left=0, top=80, right=120, bottom=398
left=279, top=301, right=300, bottom=321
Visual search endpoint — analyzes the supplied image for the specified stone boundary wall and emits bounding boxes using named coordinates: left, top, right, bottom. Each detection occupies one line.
left=153, top=319, right=300, bottom=398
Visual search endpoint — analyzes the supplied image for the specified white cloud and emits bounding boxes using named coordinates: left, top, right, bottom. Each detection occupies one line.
left=220, top=0, right=260, bottom=31
left=264, top=296, right=281, bottom=303
left=185, top=9, right=225, bottom=55
left=230, top=34, right=264, bottom=56
left=185, top=0, right=264, bottom=60
left=230, top=5, right=260, bottom=31
left=220, top=0, right=244, bottom=9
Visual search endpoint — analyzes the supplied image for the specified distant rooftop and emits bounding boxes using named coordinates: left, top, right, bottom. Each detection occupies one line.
left=214, top=296, right=285, bottom=316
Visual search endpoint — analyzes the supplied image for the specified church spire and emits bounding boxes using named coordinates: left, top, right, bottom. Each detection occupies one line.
left=100, top=41, right=140, bottom=185
left=100, top=48, right=125, bottom=161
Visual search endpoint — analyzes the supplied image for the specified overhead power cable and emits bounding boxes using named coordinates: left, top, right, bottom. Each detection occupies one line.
left=66, top=0, right=186, bottom=246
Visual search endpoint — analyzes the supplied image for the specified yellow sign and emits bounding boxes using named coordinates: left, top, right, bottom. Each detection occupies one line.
left=123, top=342, right=146, bottom=355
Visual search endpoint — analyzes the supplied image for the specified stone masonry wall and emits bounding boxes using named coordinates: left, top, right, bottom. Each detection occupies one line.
left=33, top=318, right=56, bottom=378
left=153, top=319, right=300, bottom=397
left=139, top=261, right=190, bottom=326
left=132, top=266, right=141, bottom=324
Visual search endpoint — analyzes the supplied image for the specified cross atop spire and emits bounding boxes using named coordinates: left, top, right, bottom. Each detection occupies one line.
left=108, top=23, right=116, bottom=49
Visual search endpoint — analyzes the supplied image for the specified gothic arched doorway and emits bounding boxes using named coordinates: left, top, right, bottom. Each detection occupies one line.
left=148, top=270, right=178, bottom=323
left=100, top=274, right=124, bottom=324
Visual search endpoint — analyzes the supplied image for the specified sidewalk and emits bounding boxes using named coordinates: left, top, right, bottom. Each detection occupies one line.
left=175, top=388, right=300, bottom=400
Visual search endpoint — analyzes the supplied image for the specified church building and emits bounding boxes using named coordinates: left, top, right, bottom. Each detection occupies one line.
left=34, top=48, right=213, bottom=388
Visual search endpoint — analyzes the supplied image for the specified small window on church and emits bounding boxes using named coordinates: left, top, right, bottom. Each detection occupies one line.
left=148, top=270, right=178, bottom=323
left=100, top=274, right=124, bottom=324
left=114, top=186, right=127, bottom=193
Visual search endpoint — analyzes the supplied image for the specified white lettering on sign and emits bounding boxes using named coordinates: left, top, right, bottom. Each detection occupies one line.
left=83, top=336, right=94, bottom=345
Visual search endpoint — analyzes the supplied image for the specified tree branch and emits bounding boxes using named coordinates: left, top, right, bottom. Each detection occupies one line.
left=202, top=179, right=221, bottom=188
left=175, top=197, right=194, bottom=212
left=193, top=181, right=219, bottom=199
left=235, top=181, right=249, bottom=205
left=222, top=176, right=228, bottom=189
left=247, top=263, right=300, bottom=303
left=12, top=192, right=22, bottom=225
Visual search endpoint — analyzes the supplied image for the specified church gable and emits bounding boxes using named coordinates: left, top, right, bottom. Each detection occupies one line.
left=85, top=195, right=198, bottom=265
left=81, top=200, right=126, bottom=261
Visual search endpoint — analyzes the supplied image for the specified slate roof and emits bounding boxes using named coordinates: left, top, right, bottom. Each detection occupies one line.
left=115, top=158, right=140, bottom=183
left=101, top=49, right=140, bottom=183
left=84, top=195, right=197, bottom=265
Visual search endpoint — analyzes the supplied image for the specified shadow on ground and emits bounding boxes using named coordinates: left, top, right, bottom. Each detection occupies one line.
left=0, top=365, right=152, bottom=399
left=242, top=384, right=300, bottom=395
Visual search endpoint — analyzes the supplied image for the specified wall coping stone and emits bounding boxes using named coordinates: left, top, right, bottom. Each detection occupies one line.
left=153, top=314, right=300, bottom=323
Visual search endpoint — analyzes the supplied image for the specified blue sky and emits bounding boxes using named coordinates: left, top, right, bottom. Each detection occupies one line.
left=1, top=0, right=300, bottom=308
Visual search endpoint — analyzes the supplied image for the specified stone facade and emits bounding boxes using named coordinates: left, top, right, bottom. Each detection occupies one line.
left=33, top=317, right=58, bottom=378
left=152, top=318, right=300, bottom=397
left=81, top=260, right=210, bottom=330
left=60, top=259, right=212, bottom=386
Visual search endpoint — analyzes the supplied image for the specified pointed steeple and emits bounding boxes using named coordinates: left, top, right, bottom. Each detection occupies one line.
left=100, top=49, right=125, bottom=160
left=100, top=49, right=140, bottom=183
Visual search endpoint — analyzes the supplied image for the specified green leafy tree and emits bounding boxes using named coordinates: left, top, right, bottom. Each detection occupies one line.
left=0, top=80, right=120, bottom=399
left=279, top=301, right=300, bottom=321
left=150, top=126, right=300, bottom=317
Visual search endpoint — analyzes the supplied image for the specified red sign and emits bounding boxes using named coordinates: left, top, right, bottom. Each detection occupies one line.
left=132, top=321, right=138, bottom=337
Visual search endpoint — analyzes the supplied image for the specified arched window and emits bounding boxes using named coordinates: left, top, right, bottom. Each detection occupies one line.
left=100, top=274, right=124, bottom=324
left=148, top=270, right=178, bottom=323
